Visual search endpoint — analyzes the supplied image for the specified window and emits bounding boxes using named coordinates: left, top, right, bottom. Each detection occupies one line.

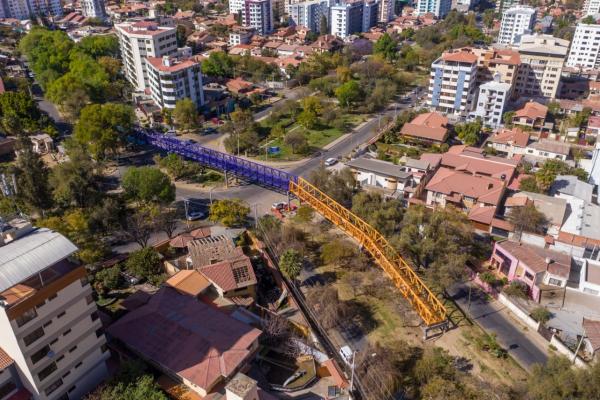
left=0, top=381, right=16, bottom=398
left=16, top=307, right=38, bottom=327
left=524, top=271, right=534, bottom=281
left=63, top=329, right=71, bottom=336
left=47, top=294, right=57, bottom=301
left=90, top=312, right=99, bottom=322
left=74, top=362, right=82, bottom=369
left=548, top=278, right=562, bottom=286
left=23, top=327, right=45, bottom=346
left=31, top=345, right=51, bottom=364
left=43, top=320, right=53, bottom=328
left=62, top=371, right=71, bottom=379
left=44, top=378, right=63, bottom=395
left=38, top=362, right=58, bottom=381
left=69, top=346, right=77, bottom=353
left=86, top=294, right=94, bottom=305
left=96, top=328, right=104, bottom=338
left=57, top=311, right=66, bottom=319
left=36, top=300, right=46, bottom=309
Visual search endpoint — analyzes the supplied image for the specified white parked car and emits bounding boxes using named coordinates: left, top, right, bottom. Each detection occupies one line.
left=324, top=158, right=338, bottom=166
left=186, top=210, right=206, bottom=221
left=339, top=345, right=353, bottom=366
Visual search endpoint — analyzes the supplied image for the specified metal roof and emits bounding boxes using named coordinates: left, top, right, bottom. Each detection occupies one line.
left=0, top=228, right=78, bottom=293
left=551, top=175, right=594, bottom=203
left=346, top=158, right=412, bottom=179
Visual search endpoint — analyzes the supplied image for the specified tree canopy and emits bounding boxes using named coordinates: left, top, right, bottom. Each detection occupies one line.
left=209, top=199, right=250, bottom=227
left=122, top=167, right=176, bottom=205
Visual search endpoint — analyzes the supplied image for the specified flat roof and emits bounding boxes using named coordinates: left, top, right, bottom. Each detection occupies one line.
left=345, top=158, right=411, bottom=179
left=550, top=175, right=594, bottom=202
left=0, top=228, right=78, bottom=293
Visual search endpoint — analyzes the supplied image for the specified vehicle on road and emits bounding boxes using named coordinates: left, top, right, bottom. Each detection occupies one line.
left=272, top=202, right=287, bottom=211
left=339, top=346, right=353, bottom=366
left=186, top=210, right=206, bottom=221
left=324, top=158, right=338, bottom=166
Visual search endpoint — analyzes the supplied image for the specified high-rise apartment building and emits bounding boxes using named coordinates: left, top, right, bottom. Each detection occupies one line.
left=584, top=0, right=600, bottom=16
left=566, top=23, right=600, bottom=70
left=80, top=0, right=106, bottom=18
left=146, top=56, right=205, bottom=110
left=289, top=0, right=330, bottom=33
left=495, top=0, right=519, bottom=15
left=514, top=34, right=568, bottom=99
left=378, top=0, right=393, bottom=22
left=229, top=0, right=245, bottom=14
left=428, top=49, right=478, bottom=116
left=415, top=0, right=450, bottom=18
left=0, top=220, right=109, bottom=400
left=0, top=0, right=62, bottom=20
left=243, top=0, right=274, bottom=36
left=471, top=47, right=520, bottom=91
left=497, top=6, right=535, bottom=46
left=330, top=0, right=378, bottom=38
left=115, top=21, right=178, bottom=92
left=471, top=77, right=512, bottom=128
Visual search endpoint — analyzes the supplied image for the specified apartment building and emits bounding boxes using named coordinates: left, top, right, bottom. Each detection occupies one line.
left=115, top=21, right=177, bottom=92
left=229, top=0, right=245, bottom=14
left=0, top=0, right=62, bottom=19
left=330, top=0, right=378, bottom=38
left=415, top=0, right=450, bottom=18
left=497, top=6, right=535, bottom=46
left=228, top=27, right=255, bottom=46
left=80, top=0, right=106, bottom=18
left=289, top=0, right=330, bottom=33
left=566, top=24, right=600, bottom=70
left=471, top=78, right=511, bottom=128
left=146, top=56, right=205, bottom=110
left=471, top=47, right=520, bottom=92
left=495, top=0, right=519, bottom=15
left=428, top=49, right=478, bottom=116
left=584, top=0, right=600, bottom=16
left=513, top=34, right=569, bottom=100
left=378, top=0, right=393, bottom=22
left=0, top=220, right=109, bottom=400
left=243, top=0, right=274, bottom=36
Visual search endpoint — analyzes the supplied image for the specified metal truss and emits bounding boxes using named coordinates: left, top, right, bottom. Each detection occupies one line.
left=289, top=177, right=447, bottom=327
left=143, top=132, right=297, bottom=192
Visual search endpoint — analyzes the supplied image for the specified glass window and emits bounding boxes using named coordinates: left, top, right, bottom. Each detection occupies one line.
left=31, top=345, right=50, bottom=364
left=44, top=378, right=63, bottom=395
left=23, top=327, right=45, bottom=346
left=0, top=381, right=16, bottom=398
left=16, top=307, right=38, bottom=327
left=38, top=362, right=58, bottom=381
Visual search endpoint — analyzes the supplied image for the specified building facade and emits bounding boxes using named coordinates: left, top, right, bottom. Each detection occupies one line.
left=378, top=0, right=393, bottom=22
left=289, top=0, right=330, bottom=33
left=584, top=0, right=600, bottom=16
left=115, top=21, right=178, bottom=92
left=146, top=56, right=205, bottom=110
left=514, top=34, right=568, bottom=99
left=0, top=0, right=62, bottom=19
left=495, top=0, right=519, bottom=15
left=243, top=0, right=274, bottom=35
left=0, top=221, right=109, bottom=400
left=566, top=23, right=600, bottom=70
left=80, top=0, right=106, bottom=18
left=415, top=0, right=450, bottom=18
left=497, top=6, right=536, bottom=46
left=471, top=78, right=511, bottom=128
left=428, top=49, right=478, bottom=116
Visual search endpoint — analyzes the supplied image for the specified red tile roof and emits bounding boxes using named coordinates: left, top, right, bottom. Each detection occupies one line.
left=429, top=145, right=517, bottom=182
left=426, top=167, right=505, bottom=206
left=583, top=318, right=600, bottom=353
left=108, top=287, right=262, bottom=392
left=515, top=101, right=548, bottom=120
left=468, top=205, right=496, bottom=225
left=496, top=241, right=571, bottom=277
left=0, top=347, right=13, bottom=370
left=489, top=127, right=530, bottom=148
left=400, top=112, right=449, bottom=142
left=147, top=57, right=198, bottom=73
left=442, top=49, right=477, bottom=63
left=166, top=270, right=211, bottom=297
left=199, top=255, right=257, bottom=292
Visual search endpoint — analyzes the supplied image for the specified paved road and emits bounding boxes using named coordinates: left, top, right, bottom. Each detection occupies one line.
left=450, top=282, right=549, bottom=371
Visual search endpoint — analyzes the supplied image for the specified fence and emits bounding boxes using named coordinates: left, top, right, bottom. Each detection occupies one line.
left=497, top=293, right=540, bottom=331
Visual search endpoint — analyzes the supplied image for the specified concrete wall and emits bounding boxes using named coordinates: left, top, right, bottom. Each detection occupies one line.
left=550, top=335, right=587, bottom=368
left=497, top=293, right=540, bottom=330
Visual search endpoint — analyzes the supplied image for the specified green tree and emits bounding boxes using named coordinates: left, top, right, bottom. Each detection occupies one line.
left=320, top=14, right=328, bottom=34
left=201, top=51, right=234, bottom=77
left=320, top=239, right=357, bottom=267
left=503, top=111, right=515, bottom=127
left=351, top=191, right=403, bottom=236
left=483, top=9, right=495, bottom=29
left=173, top=98, right=199, bottom=131
left=96, top=265, right=122, bottom=290
left=122, top=167, right=176, bottom=205
left=373, top=33, right=398, bottom=61
left=582, top=15, right=597, bottom=24
left=0, top=91, right=42, bottom=134
left=125, top=247, right=163, bottom=281
left=209, top=199, right=250, bottom=227
left=176, top=24, right=187, bottom=47
left=284, top=130, right=308, bottom=153
left=519, top=176, right=541, bottom=193
left=534, top=159, right=587, bottom=192
left=279, top=249, right=303, bottom=280
left=507, top=203, right=549, bottom=235
left=76, top=34, right=119, bottom=58
left=454, top=120, right=482, bottom=145
left=19, top=28, right=73, bottom=88
left=73, top=103, right=134, bottom=159
left=13, top=137, right=52, bottom=211
left=531, top=306, right=552, bottom=324
left=335, top=80, right=361, bottom=108
left=308, top=166, right=356, bottom=207
left=295, top=205, right=314, bottom=223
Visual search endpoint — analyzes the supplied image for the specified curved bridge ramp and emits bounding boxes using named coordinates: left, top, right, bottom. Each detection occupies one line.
left=289, top=177, right=447, bottom=328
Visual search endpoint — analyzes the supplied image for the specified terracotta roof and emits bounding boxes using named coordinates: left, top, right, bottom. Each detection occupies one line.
left=426, top=168, right=505, bottom=206
left=322, top=359, right=349, bottom=389
left=588, top=115, right=600, bottom=128
left=108, top=287, right=262, bottom=392
left=199, top=255, right=257, bottom=292
left=468, top=205, right=496, bottom=225
left=0, top=347, right=13, bottom=370
left=166, top=270, right=211, bottom=297
left=505, top=196, right=529, bottom=207
left=496, top=241, right=571, bottom=277
left=441, top=49, right=478, bottom=63
left=400, top=112, right=449, bottom=142
left=188, top=235, right=243, bottom=267
left=583, top=318, right=600, bottom=353
left=515, top=101, right=548, bottom=120
left=226, top=77, right=254, bottom=93
left=491, top=218, right=514, bottom=231
left=489, top=127, right=530, bottom=147
left=147, top=57, right=198, bottom=73
left=529, top=139, right=570, bottom=156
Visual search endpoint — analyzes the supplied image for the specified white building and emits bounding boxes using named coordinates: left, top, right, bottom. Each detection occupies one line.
left=229, top=0, right=245, bottom=14
left=330, top=0, right=378, bottom=38
left=495, top=0, right=519, bottom=15
left=115, top=21, right=178, bottom=92
left=415, top=0, right=450, bottom=18
left=289, top=0, right=330, bottom=33
left=584, top=0, right=600, bottom=17
left=0, top=220, right=109, bottom=400
left=243, top=0, right=274, bottom=36
left=0, top=0, right=62, bottom=19
left=428, top=49, right=478, bottom=116
left=228, top=27, right=255, bottom=46
left=471, top=78, right=511, bottom=128
left=146, top=56, right=205, bottom=110
left=566, top=23, right=600, bottom=70
left=378, top=0, right=393, bottom=22
left=80, top=0, right=106, bottom=18
left=497, top=6, right=536, bottom=46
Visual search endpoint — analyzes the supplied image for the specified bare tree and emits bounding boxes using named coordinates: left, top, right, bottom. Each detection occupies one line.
left=124, top=209, right=155, bottom=248
left=157, top=208, right=179, bottom=239
left=261, top=314, right=290, bottom=345
left=306, top=285, right=348, bottom=329
left=342, top=272, right=364, bottom=297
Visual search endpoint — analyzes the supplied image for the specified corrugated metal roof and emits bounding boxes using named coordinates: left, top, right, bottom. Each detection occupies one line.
left=0, top=228, right=78, bottom=293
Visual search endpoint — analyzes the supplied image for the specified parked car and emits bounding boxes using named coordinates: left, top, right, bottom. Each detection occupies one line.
left=339, top=346, right=353, bottom=366
left=186, top=210, right=206, bottom=221
left=324, top=158, right=338, bottom=166
left=272, top=202, right=286, bottom=211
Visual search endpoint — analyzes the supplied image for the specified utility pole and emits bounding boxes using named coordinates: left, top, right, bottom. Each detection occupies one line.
left=184, top=199, right=190, bottom=229
left=349, top=350, right=356, bottom=396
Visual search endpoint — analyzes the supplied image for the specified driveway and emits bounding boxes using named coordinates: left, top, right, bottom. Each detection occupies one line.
left=450, top=282, right=549, bottom=371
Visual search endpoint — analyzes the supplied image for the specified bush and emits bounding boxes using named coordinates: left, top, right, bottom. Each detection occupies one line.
left=503, top=280, right=528, bottom=299
left=531, top=306, right=552, bottom=324
left=125, top=247, right=163, bottom=282
left=479, top=271, right=497, bottom=286
left=95, top=265, right=122, bottom=290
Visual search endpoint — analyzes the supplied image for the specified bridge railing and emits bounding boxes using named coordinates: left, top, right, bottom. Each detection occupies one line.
left=143, top=132, right=297, bottom=192
left=289, top=177, right=447, bottom=327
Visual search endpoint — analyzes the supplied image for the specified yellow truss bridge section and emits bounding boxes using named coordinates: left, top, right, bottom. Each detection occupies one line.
left=289, top=177, right=447, bottom=327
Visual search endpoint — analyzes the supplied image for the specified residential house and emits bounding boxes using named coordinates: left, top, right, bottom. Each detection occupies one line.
left=400, top=111, right=449, bottom=144
left=504, top=191, right=567, bottom=236
left=487, top=127, right=530, bottom=157
left=345, top=157, right=414, bottom=197
left=587, top=115, right=600, bottom=137
left=583, top=318, right=600, bottom=360
left=489, top=240, right=572, bottom=302
left=512, top=101, right=549, bottom=130
left=550, top=175, right=594, bottom=203
left=107, top=287, right=262, bottom=398
left=525, top=140, right=571, bottom=161
left=578, top=260, right=600, bottom=296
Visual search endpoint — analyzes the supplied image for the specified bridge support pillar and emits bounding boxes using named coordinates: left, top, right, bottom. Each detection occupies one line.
left=224, top=170, right=228, bottom=188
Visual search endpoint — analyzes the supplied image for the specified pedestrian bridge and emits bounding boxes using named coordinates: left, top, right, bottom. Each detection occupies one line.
left=143, top=131, right=448, bottom=328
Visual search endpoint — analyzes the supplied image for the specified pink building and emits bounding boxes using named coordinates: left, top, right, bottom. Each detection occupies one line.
left=490, top=240, right=571, bottom=302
